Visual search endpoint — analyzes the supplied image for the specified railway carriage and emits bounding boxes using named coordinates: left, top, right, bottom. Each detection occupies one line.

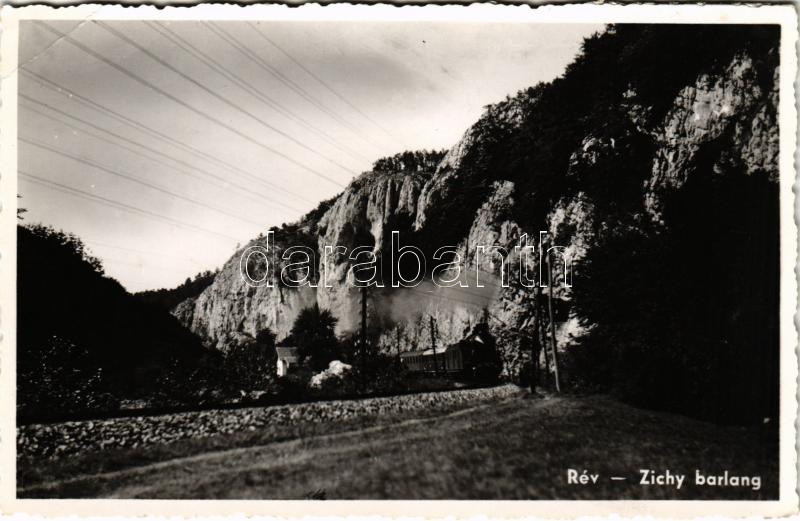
left=400, top=326, right=501, bottom=382
left=400, top=344, right=464, bottom=373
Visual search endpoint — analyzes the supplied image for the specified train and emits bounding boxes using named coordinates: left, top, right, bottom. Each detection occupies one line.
left=399, top=344, right=464, bottom=373
left=399, top=325, right=502, bottom=382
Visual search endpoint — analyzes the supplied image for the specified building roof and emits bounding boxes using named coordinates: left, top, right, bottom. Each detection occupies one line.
left=400, top=344, right=459, bottom=358
left=275, top=346, right=299, bottom=362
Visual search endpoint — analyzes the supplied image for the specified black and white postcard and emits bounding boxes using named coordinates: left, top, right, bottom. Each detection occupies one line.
left=0, top=3, right=797, bottom=517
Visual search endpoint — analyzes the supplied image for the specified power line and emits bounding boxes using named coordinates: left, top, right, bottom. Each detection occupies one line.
left=92, top=21, right=357, bottom=181
left=405, top=285, right=486, bottom=308
left=20, top=136, right=268, bottom=230
left=83, top=239, right=209, bottom=266
left=248, top=21, right=403, bottom=148
left=100, top=255, right=205, bottom=276
left=35, top=21, right=349, bottom=189
left=405, top=285, right=539, bottom=341
left=445, top=283, right=501, bottom=301
left=20, top=96, right=305, bottom=214
left=400, top=267, right=508, bottom=306
left=146, top=21, right=371, bottom=164
left=205, top=21, right=386, bottom=154
left=19, top=171, right=240, bottom=243
left=21, top=69, right=318, bottom=205
left=204, top=22, right=357, bottom=138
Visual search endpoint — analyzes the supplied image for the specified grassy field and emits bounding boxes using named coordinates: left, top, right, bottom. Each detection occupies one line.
left=18, top=392, right=777, bottom=499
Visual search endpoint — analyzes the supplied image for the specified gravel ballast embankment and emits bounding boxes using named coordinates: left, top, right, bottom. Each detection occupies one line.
left=18, top=385, right=521, bottom=460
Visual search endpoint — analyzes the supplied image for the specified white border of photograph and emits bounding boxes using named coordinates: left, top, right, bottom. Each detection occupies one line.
left=0, top=3, right=797, bottom=517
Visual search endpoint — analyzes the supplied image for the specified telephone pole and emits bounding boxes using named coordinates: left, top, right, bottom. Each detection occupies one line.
left=528, top=316, right=541, bottom=394
left=536, top=284, right=550, bottom=389
left=360, top=284, right=368, bottom=388
left=429, top=315, right=439, bottom=374
left=546, top=256, right=562, bottom=392
left=396, top=328, right=402, bottom=359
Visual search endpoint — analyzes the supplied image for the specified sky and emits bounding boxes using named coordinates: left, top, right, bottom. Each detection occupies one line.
left=18, top=20, right=603, bottom=292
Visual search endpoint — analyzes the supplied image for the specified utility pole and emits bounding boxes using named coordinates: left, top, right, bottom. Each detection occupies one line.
left=360, top=284, right=368, bottom=388
left=396, top=328, right=402, bottom=359
left=528, top=317, right=540, bottom=394
left=546, top=256, right=562, bottom=393
left=536, top=284, right=550, bottom=389
left=429, top=315, right=439, bottom=375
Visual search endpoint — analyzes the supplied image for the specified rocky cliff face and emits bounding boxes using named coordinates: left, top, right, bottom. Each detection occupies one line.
left=645, top=52, right=779, bottom=219
left=175, top=157, right=438, bottom=350
left=315, top=168, right=431, bottom=333
left=172, top=237, right=319, bottom=351
left=174, top=26, right=779, bottom=382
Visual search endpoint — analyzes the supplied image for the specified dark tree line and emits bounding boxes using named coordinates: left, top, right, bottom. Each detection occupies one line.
left=372, top=150, right=446, bottom=175
left=136, top=269, right=218, bottom=312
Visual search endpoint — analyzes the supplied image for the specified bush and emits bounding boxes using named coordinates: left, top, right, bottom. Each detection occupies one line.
left=353, top=353, right=411, bottom=395
left=223, top=340, right=277, bottom=393
left=274, top=369, right=313, bottom=402
left=149, top=329, right=279, bottom=407
left=148, top=357, right=206, bottom=408
left=18, top=336, right=120, bottom=420
left=310, top=363, right=359, bottom=398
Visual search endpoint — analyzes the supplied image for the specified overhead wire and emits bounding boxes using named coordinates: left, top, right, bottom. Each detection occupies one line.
left=146, top=21, right=371, bottom=164
left=205, top=21, right=387, bottom=154
left=34, top=21, right=349, bottom=189
left=83, top=238, right=209, bottom=266
left=92, top=21, right=358, bottom=180
left=20, top=136, right=269, bottom=229
left=21, top=69, right=319, bottom=205
left=19, top=171, right=240, bottom=243
left=100, top=255, right=206, bottom=276
left=248, top=21, right=403, bottom=148
left=19, top=96, right=305, bottom=214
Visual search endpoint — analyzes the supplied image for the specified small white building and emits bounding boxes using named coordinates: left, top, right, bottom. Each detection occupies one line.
left=275, top=346, right=299, bottom=377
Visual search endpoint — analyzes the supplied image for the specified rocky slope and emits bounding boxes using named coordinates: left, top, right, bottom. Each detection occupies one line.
left=174, top=25, right=780, bottom=384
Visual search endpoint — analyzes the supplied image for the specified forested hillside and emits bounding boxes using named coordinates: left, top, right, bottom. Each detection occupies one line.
left=17, top=224, right=209, bottom=419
